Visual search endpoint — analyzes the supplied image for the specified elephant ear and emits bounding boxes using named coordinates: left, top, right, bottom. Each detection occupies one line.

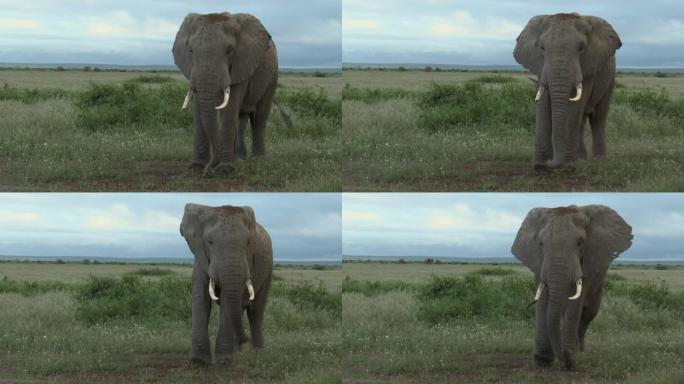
left=172, top=13, right=201, bottom=80
left=230, top=13, right=272, bottom=85
left=180, top=204, right=211, bottom=273
left=580, top=205, right=632, bottom=276
left=581, top=16, right=622, bottom=77
left=513, top=15, right=550, bottom=78
left=242, top=206, right=258, bottom=267
left=511, top=208, right=549, bottom=276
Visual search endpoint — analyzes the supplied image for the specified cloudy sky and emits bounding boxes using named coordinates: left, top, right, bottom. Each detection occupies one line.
left=0, top=0, right=341, bottom=67
left=343, top=193, right=684, bottom=262
left=343, top=0, right=684, bottom=67
left=0, top=194, right=341, bottom=262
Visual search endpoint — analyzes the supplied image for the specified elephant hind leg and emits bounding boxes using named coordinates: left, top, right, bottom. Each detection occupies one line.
left=236, top=115, right=249, bottom=160
left=247, top=278, right=271, bottom=349
left=589, top=87, right=614, bottom=158
left=251, top=87, right=276, bottom=157
left=577, top=114, right=588, bottom=160
left=578, top=299, right=601, bottom=352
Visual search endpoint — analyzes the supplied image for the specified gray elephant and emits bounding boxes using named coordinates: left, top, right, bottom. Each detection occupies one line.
left=514, top=14, right=622, bottom=170
left=173, top=12, right=278, bottom=175
left=180, top=203, right=273, bottom=365
left=511, top=205, right=632, bottom=370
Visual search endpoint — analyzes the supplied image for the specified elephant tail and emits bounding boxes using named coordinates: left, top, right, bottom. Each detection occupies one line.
left=273, top=99, right=294, bottom=130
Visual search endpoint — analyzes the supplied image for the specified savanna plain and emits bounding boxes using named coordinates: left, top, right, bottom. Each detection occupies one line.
left=0, top=68, right=341, bottom=191
left=0, top=261, right=341, bottom=383
left=343, top=69, right=684, bottom=191
left=343, top=261, right=684, bottom=383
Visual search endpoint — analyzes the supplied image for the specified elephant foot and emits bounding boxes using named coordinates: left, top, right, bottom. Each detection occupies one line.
left=202, top=162, right=237, bottom=177
left=563, top=351, right=578, bottom=371
left=214, top=354, right=234, bottom=366
left=189, top=162, right=207, bottom=174
left=190, top=355, right=211, bottom=367
left=534, top=353, right=554, bottom=368
left=533, top=163, right=549, bottom=173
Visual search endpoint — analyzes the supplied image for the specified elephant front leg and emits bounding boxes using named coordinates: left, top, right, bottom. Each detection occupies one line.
left=191, top=100, right=210, bottom=172
left=190, top=267, right=212, bottom=365
left=247, top=279, right=271, bottom=349
left=533, top=293, right=554, bottom=366
left=577, top=115, right=588, bottom=160
left=215, top=289, right=245, bottom=365
left=236, top=115, right=249, bottom=160
left=534, top=90, right=553, bottom=171
left=562, top=299, right=583, bottom=371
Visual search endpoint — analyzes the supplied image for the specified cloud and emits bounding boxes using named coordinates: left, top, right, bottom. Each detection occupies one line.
left=85, top=204, right=179, bottom=232
left=0, top=18, right=37, bottom=29
left=86, top=12, right=177, bottom=39
left=429, top=12, right=520, bottom=40
left=343, top=211, right=381, bottom=221
left=0, top=211, right=39, bottom=222
left=343, top=18, right=379, bottom=30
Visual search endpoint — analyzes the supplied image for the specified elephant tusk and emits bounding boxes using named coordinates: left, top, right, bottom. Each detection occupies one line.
left=209, top=278, right=219, bottom=301
left=534, top=283, right=544, bottom=301
left=534, top=86, right=544, bottom=102
left=247, top=280, right=255, bottom=301
left=181, top=90, right=192, bottom=110
left=568, top=278, right=583, bottom=300
left=215, top=88, right=230, bottom=110
left=569, top=83, right=583, bottom=102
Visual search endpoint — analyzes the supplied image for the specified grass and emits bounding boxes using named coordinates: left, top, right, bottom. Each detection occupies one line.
left=0, top=69, right=341, bottom=191
left=343, top=261, right=684, bottom=383
left=342, top=69, right=684, bottom=191
left=0, top=261, right=341, bottom=383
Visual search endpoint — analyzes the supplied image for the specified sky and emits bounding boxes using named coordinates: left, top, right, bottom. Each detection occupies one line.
left=343, top=193, right=684, bottom=262
left=0, top=0, right=341, bottom=67
left=343, top=0, right=684, bottom=67
left=0, top=193, right=341, bottom=262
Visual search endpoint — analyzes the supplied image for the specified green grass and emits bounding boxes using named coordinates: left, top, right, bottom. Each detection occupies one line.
left=0, top=70, right=341, bottom=191
left=342, top=69, right=684, bottom=191
left=0, top=262, right=340, bottom=383
left=343, top=261, right=684, bottom=383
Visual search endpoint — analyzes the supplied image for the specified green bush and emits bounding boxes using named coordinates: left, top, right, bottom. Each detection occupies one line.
left=125, top=268, right=176, bottom=276
left=417, top=82, right=536, bottom=132
left=272, top=280, right=341, bottom=313
left=75, top=82, right=193, bottom=131
left=416, top=275, right=533, bottom=325
left=613, top=87, right=684, bottom=121
left=342, top=276, right=415, bottom=296
left=127, top=75, right=177, bottom=84
left=0, top=84, right=70, bottom=103
left=277, top=87, right=341, bottom=120
left=74, top=275, right=191, bottom=324
left=342, top=86, right=414, bottom=104
left=0, top=276, right=71, bottom=296
left=469, top=267, right=516, bottom=276
left=470, top=75, right=516, bottom=84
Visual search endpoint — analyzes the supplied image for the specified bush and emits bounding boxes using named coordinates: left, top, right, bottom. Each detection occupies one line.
left=277, top=87, right=341, bottom=120
left=0, top=84, right=70, bottom=103
left=342, top=276, right=415, bottom=296
left=416, top=275, right=533, bottom=325
left=417, top=82, right=536, bottom=132
left=470, top=75, right=516, bottom=84
left=0, top=277, right=71, bottom=296
left=613, top=87, right=684, bottom=121
left=126, top=268, right=175, bottom=276
left=74, top=275, right=191, bottom=324
left=272, top=280, right=340, bottom=313
left=342, top=86, right=414, bottom=104
left=75, top=82, right=193, bottom=131
left=470, top=267, right=516, bottom=276
left=127, top=75, right=176, bottom=84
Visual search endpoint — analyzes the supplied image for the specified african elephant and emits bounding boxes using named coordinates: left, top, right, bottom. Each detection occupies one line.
left=511, top=205, right=632, bottom=370
left=514, top=14, right=622, bottom=170
left=173, top=12, right=278, bottom=175
left=180, top=203, right=273, bottom=365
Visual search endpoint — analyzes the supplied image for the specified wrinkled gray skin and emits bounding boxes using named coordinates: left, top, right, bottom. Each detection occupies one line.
left=173, top=13, right=278, bottom=175
left=512, top=205, right=632, bottom=370
left=514, top=14, right=622, bottom=170
left=180, top=203, right=273, bottom=365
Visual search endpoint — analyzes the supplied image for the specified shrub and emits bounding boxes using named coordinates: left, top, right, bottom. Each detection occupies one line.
left=469, top=267, right=516, bottom=276
left=271, top=280, right=340, bottom=313
left=613, top=87, right=684, bottom=121
left=126, top=268, right=175, bottom=276
left=342, top=86, right=414, bottom=104
left=74, top=275, right=191, bottom=324
left=0, top=85, right=70, bottom=103
left=277, top=87, right=341, bottom=120
left=470, top=75, right=516, bottom=84
left=127, top=75, right=176, bottom=84
left=0, top=277, right=71, bottom=296
left=342, top=276, right=415, bottom=296
left=416, top=275, right=533, bottom=325
left=417, top=82, right=536, bottom=132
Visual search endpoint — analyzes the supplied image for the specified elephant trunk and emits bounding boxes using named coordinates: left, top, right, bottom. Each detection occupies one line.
left=546, top=78, right=571, bottom=169
left=545, top=258, right=571, bottom=361
left=545, top=57, right=582, bottom=169
left=214, top=262, right=246, bottom=361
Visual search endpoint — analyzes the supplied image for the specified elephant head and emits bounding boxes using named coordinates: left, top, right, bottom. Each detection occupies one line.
left=511, top=205, right=632, bottom=365
left=172, top=13, right=272, bottom=162
left=180, top=204, right=257, bottom=306
left=514, top=14, right=621, bottom=168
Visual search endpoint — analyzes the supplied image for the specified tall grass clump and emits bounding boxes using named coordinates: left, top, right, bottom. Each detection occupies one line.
left=416, top=275, right=534, bottom=325
left=341, top=276, right=416, bottom=296
left=469, top=267, right=516, bottom=276
left=125, top=268, right=176, bottom=277
left=0, top=276, right=71, bottom=296
left=613, top=87, right=684, bottom=121
left=470, top=75, right=517, bottom=84
left=277, top=87, right=341, bottom=120
left=0, top=84, right=71, bottom=103
left=417, top=82, right=536, bottom=132
left=74, top=275, right=191, bottom=325
left=342, top=86, right=414, bottom=104
left=271, top=280, right=341, bottom=313
left=127, top=75, right=177, bottom=84
left=75, top=82, right=193, bottom=131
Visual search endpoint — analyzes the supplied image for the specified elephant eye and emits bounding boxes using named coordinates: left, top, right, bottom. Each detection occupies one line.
left=577, top=238, right=584, bottom=246
left=538, top=240, right=544, bottom=247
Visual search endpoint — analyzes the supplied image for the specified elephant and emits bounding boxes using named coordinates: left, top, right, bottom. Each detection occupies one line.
left=511, top=205, right=632, bottom=370
left=513, top=14, right=622, bottom=170
left=180, top=203, right=273, bottom=365
left=172, top=12, right=278, bottom=175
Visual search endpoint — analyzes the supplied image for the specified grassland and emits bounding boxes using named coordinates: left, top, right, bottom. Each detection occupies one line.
left=0, top=261, right=341, bottom=383
left=0, top=68, right=341, bottom=191
left=342, top=69, right=684, bottom=191
left=342, top=261, right=684, bottom=383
